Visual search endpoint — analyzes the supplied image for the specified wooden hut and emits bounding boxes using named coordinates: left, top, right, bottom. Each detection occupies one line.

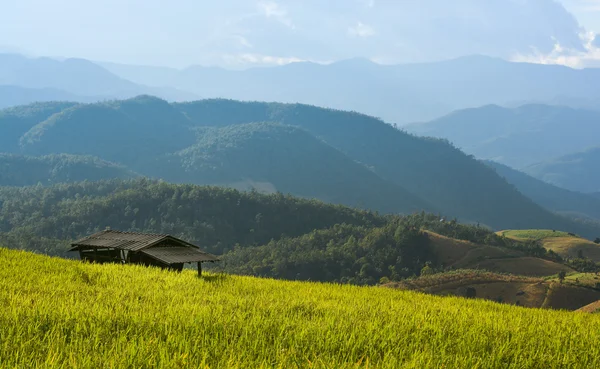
left=69, top=229, right=219, bottom=275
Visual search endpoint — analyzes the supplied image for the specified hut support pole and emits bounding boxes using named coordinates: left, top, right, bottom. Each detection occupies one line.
left=198, top=262, right=202, bottom=277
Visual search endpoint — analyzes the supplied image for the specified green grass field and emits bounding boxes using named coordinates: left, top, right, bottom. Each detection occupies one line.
left=498, top=229, right=572, bottom=240
left=3, top=248, right=600, bottom=368
left=499, top=229, right=600, bottom=261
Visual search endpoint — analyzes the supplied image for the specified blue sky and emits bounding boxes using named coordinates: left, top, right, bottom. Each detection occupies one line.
left=0, top=0, right=599, bottom=68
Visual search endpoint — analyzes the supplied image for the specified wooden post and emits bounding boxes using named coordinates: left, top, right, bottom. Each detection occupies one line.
left=198, top=262, right=202, bottom=277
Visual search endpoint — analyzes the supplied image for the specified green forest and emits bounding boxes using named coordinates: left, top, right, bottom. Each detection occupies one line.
left=0, top=179, right=568, bottom=285
left=1, top=96, right=596, bottom=237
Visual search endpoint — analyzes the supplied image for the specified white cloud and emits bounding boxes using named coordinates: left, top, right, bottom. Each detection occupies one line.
left=223, top=53, right=306, bottom=67
left=348, top=22, right=375, bottom=38
left=257, top=1, right=295, bottom=29
left=511, top=31, right=600, bottom=68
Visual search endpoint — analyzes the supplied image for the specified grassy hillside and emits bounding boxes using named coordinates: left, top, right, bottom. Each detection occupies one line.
left=3, top=248, right=600, bottom=368
left=524, top=147, right=600, bottom=193
left=388, top=270, right=600, bottom=310
left=0, top=180, right=574, bottom=285
left=485, top=160, right=600, bottom=221
left=500, top=229, right=600, bottom=262
left=0, top=153, right=137, bottom=186
left=405, top=104, right=600, bottom=169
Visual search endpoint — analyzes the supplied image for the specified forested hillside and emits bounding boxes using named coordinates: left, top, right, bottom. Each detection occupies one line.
left=174, top=99, right=592, bottom=232
left=0, top=180, right=567, bottom=284
left=0, top=96, right=597, bottom=234
left=405, top=104, right=600, bottom=169
left=156, top=122, right=431, bottom=213
left=0, top=101, right=78, bottom=153
left=524, top=148, right=600, bottom=193
left=0, top=154, right=136, bottom=186
left=485, top=161, right=600, bottom=221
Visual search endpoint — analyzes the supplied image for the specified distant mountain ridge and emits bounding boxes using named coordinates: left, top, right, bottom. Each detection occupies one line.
left=0, top=53, right=198, bottom=106
left=485, top=160, right=600, bottom=221
left=524, top=147, right=600, bottom=194
left=405, top=104, right=600, bottom=169
left=1, top=96, right=598, bottom=237
left=101, top=55, right=600, bottom=123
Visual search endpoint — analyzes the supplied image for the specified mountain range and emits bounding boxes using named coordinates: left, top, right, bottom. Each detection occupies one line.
left=405, top=104, right=600, bottom=169
left=1, top=96, right=598, bottom=238
left=2, top=53, right=600, bottom=124
left=0, top=53, right=197, bottom=104
left=524, top=148, right=600, bottom=194
left=485, top=160, right=600, bottom=221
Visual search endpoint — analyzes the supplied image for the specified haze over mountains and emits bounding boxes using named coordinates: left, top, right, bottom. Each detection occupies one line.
left=485, top=161, right=600, bottom=221
left=0, top=54, right=197, bottom=107
left=1, top=96, right=599, bottom=239
left=2, top=53, right=600, bottom=123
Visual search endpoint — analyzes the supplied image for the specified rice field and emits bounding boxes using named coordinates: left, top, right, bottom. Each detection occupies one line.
left=2, top=247, right=600, bottom=368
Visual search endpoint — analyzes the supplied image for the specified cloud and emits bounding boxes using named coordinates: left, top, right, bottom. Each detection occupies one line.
left=257, top=1, right=294, bottom=29
left=511, top=31, right=600, bottom=68
left=1, top=0, right=596, bottom=68
left=348, top=22, right=375, bottom=38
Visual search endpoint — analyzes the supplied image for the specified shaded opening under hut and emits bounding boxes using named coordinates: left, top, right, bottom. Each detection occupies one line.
left=69, top=229, right=219, bottom=276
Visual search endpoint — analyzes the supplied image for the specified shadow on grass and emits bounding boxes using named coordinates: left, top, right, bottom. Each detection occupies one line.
left=200, top=273, right=229, bottom=284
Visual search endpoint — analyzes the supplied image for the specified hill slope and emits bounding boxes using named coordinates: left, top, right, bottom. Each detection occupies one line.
left=389, top=270, right=600, bottom=310
left=406, top=104, right=600, bottom=168
left=0, top=101, right=79, bottom=153
left=157, top=122, right=431, bottom=214
left=2, top=97, right=598, bottom=234
left=175, top=99, right=597, bottom=234
left=0, top=153, right=137, bottom=186
left=524, top=147, right=600, bottom=193
left=3, top=248, right=600, bottom=368
left=0, top=180, right=578, bottom=285
left=485, top=160, right=600, bottom=221
left=0, top=53, right=197, bottom=104
left=499, top=230, right=600, bottom=262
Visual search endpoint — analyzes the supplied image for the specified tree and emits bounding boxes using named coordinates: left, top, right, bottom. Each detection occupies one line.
left=420, top=262, right=435, bottom=276
left=558, top=271, right=567, bottom=284
left=594, top=238, right=600, bottom=244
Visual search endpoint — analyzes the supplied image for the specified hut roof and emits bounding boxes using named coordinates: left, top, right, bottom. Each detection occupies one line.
left=70, top=230, right=199, bottom=252
left=141, top=247, right=218, bottom=264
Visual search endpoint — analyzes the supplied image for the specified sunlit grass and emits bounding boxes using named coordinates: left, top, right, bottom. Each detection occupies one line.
left=498, top=229, right=572, bottom=240
left=2, top=248, right=600, bottom=368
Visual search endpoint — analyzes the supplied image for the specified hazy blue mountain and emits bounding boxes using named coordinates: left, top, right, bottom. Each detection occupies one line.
left=485, top=160, right=600, bottom=221
left=524, top=148, right=600, bottom=193
left=0, top=54, right=197, bottom=104
left=0, top=85, right=92, bottom=109
left=19, top=96, right=196, bottom=169
left=405, top=104, right=600, bottom=168
left=103, top=55, right=600, bottom=124
left=3, top=96, right=598, bottom=236
left=0, top=101, right=80, bottom=153
left=0, top=153, right=137, bottom=186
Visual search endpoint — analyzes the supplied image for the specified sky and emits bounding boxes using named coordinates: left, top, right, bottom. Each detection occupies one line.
left=0, top=0, right=599, bottom=69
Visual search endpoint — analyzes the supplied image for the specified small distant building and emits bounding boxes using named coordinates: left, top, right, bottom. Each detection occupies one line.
left=69, top=229, right=219, bottom=275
